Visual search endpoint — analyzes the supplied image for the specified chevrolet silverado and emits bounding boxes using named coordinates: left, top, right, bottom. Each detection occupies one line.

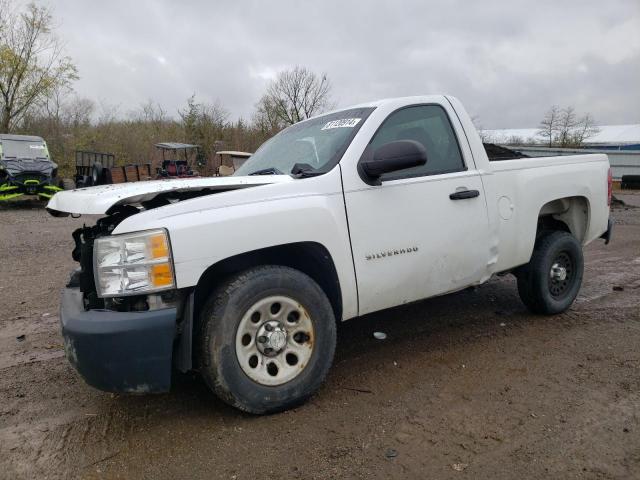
left=47, top=96, right=613, bottom=413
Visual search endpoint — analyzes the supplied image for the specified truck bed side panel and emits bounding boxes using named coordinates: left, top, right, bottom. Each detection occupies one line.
left=483, top=154, right=610, bottom=272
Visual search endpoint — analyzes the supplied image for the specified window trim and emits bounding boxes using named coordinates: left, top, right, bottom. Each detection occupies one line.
left=357, top=103, right=467, bottom=184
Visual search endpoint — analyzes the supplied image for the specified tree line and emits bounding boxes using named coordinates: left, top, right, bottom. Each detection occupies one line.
left=477, top=105, right=601, bottom=147
left=536, top=106, right=600, bottom=148
left=0, top=2, right=331, bottom=175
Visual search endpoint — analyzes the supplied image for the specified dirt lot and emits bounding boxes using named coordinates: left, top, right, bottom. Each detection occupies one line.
left=0, top=195, right=639, bottom=480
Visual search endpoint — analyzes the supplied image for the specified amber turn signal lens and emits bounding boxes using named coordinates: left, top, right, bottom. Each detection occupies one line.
left=150, top=234, right=169, bottom=259
left=151, top=263, right=173, bottom=287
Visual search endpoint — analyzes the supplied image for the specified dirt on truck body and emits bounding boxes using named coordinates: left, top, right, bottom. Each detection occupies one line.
left=0, top=195, right=638, bottom=479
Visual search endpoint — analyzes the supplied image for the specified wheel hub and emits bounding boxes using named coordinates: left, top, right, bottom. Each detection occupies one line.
left=256, top=321, right=287, bottom=356
left=548, top=252, right=574, bottom=298
left=235, top=295, right=315, bottom=386
left=550, top=263, right=567, bottom=281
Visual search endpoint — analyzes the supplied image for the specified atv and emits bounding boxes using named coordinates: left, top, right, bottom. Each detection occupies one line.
left=0, top=134, right=74, bottom=202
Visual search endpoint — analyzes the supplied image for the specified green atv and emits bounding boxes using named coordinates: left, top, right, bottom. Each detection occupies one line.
left=0, top=134, right=74, bottom=202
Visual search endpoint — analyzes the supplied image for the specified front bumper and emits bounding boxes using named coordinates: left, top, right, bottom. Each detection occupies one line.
left=60, top=287, right=177, bottom=393
left=0, top=179, right=61, bottom=200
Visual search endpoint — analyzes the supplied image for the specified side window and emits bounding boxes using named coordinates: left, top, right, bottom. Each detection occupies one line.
left=368, top=105, right=465, bottom=180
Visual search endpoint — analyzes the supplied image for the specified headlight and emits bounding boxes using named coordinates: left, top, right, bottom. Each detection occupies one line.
left=93, top=229, right=175, bottom=298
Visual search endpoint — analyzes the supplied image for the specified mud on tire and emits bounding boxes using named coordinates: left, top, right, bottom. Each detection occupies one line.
left=516, top=231, right=584, bottom=315
left=198, top=265, right=337, bottom=414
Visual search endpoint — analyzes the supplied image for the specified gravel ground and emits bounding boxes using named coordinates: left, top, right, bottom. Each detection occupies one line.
left=0, top=195, right=638, bottom=480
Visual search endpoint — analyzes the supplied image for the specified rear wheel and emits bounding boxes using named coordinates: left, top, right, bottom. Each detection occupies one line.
left=516, top=231, right=584, bottom=314
left=199, top=266, right=336, bottom=414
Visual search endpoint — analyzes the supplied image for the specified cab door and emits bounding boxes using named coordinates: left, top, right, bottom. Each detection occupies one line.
left=343, top=103, right=491, bottom=315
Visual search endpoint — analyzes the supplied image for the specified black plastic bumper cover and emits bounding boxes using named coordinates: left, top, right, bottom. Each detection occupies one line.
left=60, top=287, right=177, bottom=393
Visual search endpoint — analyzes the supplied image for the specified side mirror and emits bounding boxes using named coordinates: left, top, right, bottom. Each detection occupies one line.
left=359, top=140, right=427, bottom=185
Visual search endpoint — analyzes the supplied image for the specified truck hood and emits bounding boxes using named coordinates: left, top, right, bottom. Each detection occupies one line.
left=46, top=175, right=293, bottom=216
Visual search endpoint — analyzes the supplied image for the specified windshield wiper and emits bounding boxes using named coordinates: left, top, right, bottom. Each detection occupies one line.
left=248, top=167, right=283, bottom=176
left=291, top=163, right=324, bottom=178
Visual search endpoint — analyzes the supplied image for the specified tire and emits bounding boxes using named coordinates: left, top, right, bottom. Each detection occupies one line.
left=199, top=265, right=337, bottom=414
left=516, top=231, right=584, bottom=315
left=78, top=175, right=91, bottom=188
left=91, top=162, right=103, bottom=185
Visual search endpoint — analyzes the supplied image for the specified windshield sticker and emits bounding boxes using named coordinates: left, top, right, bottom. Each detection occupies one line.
left=321, top=118, right=361, bottom=130
left=29, top=145, right=45, bottom=149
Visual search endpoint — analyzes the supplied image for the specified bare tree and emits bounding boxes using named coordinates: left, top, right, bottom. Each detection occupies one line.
left=505, top=135, right=524, bottom=145
left=537, top=105, right=560, bottom=147
left=135, top=100, right=166, bottom=124
left=471, top=115, right=492, bottom=142
left=253, top=95, right=285, bottom=133
left=61, top=95, right=93, bottom=128
left=256, top=66, right=332, bottom=126
left=537, top=105, right=601, bottom=148
left=0, top=1, right=78, bottom=132
left=557, top=106, right=579, bottom=147
left=571, top=113, right=600, bottom=146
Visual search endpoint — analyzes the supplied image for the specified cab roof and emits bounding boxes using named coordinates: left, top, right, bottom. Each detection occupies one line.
left=0, top=134, right=45, bottom=142
left=155, top=142, right=199, bottom=150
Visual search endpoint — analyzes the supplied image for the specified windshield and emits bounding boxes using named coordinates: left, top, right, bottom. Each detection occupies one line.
left=234, top=107, right=375, bottom=176
left=0, top=139, right=49, bottom=160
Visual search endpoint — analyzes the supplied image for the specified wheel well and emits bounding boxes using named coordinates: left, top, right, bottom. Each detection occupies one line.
left=193, top=242, right=343, bottom=324
left=537, top=196, right=590, bottom=243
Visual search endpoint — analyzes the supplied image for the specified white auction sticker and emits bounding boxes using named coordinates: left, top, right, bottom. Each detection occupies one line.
left=321, top=118, right=361, bottom=130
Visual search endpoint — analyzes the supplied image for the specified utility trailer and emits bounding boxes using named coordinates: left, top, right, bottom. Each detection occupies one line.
left=74, top=150, right=152, bottom=187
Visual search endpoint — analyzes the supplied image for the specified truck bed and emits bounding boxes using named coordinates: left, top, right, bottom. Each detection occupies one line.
left=483, top=143, right=529, bottom=161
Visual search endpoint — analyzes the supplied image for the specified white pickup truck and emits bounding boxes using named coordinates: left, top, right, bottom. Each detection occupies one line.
left=48, top=95, right=613, bottom=414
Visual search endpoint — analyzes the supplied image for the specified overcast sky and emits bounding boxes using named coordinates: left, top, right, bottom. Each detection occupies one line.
left=41, top=0, right=640, bottom=128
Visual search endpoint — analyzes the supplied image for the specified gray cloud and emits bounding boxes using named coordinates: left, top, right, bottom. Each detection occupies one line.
left=45, top=0, right=640, bottom=128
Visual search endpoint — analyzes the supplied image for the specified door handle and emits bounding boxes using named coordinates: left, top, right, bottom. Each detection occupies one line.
left=449, top=189, right=480, bottom=200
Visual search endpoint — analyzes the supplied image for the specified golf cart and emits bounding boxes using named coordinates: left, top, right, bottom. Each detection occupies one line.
left=155, top=143, right=202, bottom=178
left=215, top=150, right=252, bottom=176
left=0, top=134, right=73, bottom=202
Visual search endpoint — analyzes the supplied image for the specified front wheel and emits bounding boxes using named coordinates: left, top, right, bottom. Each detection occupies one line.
left=516, top=231, right=584, bottom=315
left=199, top=266, right=337, bottom=414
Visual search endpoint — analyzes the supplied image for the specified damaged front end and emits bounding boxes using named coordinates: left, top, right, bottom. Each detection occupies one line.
left=69, top=206, right=184, bottom=311
left=52, top=175, right=290, bottom=393
left=61, top=206, right=187, bottom=394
